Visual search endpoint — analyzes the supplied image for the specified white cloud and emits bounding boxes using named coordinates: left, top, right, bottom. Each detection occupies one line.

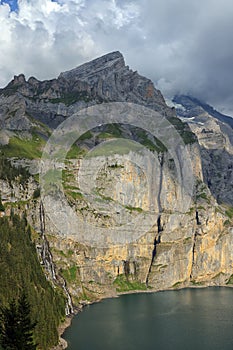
left=0, top=0, right=140, bottom=84
left=0, top=0, right=233, bottom=114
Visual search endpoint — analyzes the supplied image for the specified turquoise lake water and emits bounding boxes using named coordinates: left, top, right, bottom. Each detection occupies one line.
left=63, top=288, right=233, bottom=350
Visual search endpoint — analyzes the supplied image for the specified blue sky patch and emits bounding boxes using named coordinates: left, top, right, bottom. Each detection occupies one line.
left=0, top=0, right=18, bottom=12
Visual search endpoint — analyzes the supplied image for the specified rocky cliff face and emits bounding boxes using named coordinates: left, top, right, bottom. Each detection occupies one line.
left=0, top=53, right=233, bottom=314
left=173, top=95, right=233, bottom=205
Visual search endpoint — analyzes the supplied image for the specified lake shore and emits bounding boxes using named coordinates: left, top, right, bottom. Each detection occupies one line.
left=61, top=287, right=233, bottom=350
left=57, top=283, right=233, bottom=349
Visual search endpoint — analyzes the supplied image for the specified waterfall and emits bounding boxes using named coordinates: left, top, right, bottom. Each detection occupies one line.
left=38, top=201, right=74, bottom=315
left=61, top=277, right=74, bottom=315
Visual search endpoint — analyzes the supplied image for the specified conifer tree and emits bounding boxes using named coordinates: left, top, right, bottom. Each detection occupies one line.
left=0, top=299, right=19, bottom=349
left=0, top=292, right=37, bottom=350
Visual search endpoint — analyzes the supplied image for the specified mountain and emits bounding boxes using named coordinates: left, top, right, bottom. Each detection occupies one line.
left=173, top=95, right=233, bottom=128
left=0, top=52, right=233, bottom=349
left=0, top=51, right=172, bottom=131
left=173, top=95, right=233, bottom=205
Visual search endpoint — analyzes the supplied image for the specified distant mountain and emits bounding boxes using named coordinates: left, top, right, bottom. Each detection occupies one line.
left=173, top=95, right=233, bottom=128
left=172, top=94, right=233, bottom=205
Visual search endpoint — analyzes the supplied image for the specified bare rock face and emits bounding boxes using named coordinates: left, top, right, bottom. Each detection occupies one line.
left=35, top=141, right=232, bottom=301
left=0, top=94, right=30, bottom=131
left=0, top=53, right=233, bottom=309
left=174, top=95, right=233, bottom=205
left=59, top=51, right=168, bottom=114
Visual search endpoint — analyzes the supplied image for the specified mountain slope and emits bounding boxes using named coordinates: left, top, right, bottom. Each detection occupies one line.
left=173, top=95, right=233, bottom=128
left=173, top=95, right=233, bottom=205
left=0, top=215, right=66, bottom=349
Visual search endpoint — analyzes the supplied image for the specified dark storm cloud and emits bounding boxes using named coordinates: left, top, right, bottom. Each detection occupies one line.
left=123, top=0, right=233, bottom=114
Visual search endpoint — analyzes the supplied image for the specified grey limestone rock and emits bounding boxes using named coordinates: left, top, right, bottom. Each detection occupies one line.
left=174, top=95, right=233, bottom=205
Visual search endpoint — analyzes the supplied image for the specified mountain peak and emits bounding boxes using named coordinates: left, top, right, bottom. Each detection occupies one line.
left=12, top=74, right=26, bottom=85
left=0, top=51, right=175, bottom=130
left=59, top=51, right=125, bottom=82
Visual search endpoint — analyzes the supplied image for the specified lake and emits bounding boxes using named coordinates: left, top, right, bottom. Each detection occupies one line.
left=63, top=288, right=233, bottom=350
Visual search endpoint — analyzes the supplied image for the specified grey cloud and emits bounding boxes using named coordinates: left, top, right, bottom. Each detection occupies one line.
left=0, top=0, right=233, bottom=114
left=126, top=0, right=233, bottom=114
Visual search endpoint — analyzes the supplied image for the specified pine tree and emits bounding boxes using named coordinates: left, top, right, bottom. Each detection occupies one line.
left=0, top=292, right=37, bottom=350
left=0, top=299, right=19, bottom=349
left=16, top=293, right=37, bottom=350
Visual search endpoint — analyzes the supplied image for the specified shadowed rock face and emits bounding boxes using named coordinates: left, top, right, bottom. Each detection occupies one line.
left=174, top=95, right=233, bottom=205
left=0, top=53, right=233, bottom=310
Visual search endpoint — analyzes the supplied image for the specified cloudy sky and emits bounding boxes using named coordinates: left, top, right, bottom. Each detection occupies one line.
left=1, top=0, right=233, bottom=114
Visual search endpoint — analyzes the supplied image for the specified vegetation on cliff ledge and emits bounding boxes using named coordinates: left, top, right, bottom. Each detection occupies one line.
left=113, top=274, right=147, bottom=292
